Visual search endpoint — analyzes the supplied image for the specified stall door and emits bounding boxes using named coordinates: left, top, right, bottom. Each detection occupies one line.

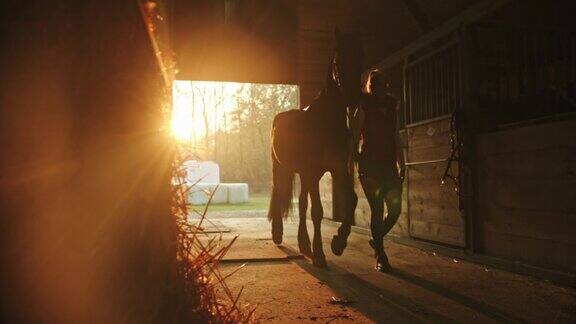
left=406, top=118, right=464, bottom=246
left=403, top=39, right=465, bottom=247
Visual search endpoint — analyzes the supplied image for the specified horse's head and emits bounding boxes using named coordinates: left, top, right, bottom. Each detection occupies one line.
left=332, top=28, right=364, bottom=107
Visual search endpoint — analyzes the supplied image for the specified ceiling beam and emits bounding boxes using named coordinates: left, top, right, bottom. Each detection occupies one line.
left=401, top=0, right=431, bottom=33
left=373, top=0, right=514, bottom=71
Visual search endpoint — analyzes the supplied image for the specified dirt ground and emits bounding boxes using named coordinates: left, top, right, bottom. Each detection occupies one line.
left=202, top=215, right=576, bottom=323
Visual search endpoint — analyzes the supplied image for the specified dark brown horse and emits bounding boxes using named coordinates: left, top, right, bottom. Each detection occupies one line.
left=268, top=29, right=362, bottom=267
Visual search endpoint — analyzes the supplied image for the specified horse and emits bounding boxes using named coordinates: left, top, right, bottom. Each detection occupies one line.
left=267, top=28, right=363, bottom=268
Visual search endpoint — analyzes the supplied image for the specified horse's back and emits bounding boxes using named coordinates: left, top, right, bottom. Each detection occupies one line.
left=272, top=110, right=306, bottom=168
left=273, top=109, right=302, bottom=127
left=271, top=102, right=350, bottom=172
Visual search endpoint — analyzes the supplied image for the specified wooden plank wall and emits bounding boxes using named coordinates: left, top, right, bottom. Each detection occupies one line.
left=407, top=117, right=465, bottom=246
left=476, top=118, right=576, bottom=272
left=173, top=0, right=297, bottom=84
left=297, top=1, right=339, bottom=107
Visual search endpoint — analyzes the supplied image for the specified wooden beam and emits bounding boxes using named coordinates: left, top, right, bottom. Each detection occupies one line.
left=401, top=0, right=431, bottom=33
left=373, top=0, right=514, bottom=71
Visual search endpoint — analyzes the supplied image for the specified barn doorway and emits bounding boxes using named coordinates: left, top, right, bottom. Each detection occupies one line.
left=172, top=80, right=299, bottom=217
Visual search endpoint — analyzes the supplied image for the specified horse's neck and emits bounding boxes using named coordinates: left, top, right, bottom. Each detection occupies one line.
left=306, top=60, right=345, bottom=113
left=303, top=56, right=349, bottom=129
left=306, top=90, right=347, bottom=128
left=307, top=89, right=338, bottom=108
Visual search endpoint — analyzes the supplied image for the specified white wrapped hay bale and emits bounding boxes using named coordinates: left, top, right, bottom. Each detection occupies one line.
left=227, top=183, right=249, bottom=204
left=188, top=183, right=228, bottom=205
left=184, top=160, right=220, bottom=184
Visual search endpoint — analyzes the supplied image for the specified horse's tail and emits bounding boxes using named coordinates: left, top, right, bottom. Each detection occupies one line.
left=268, top=156, right=294, bottom=221
left=268, top=113, right=295, bottom=244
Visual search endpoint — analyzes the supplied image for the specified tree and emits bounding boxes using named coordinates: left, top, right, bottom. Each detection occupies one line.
left=217, top=83, right=298, bottom=192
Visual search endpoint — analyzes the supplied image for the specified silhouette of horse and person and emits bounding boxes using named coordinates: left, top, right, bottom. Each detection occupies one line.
left=268, top=28, right=404, bottom=272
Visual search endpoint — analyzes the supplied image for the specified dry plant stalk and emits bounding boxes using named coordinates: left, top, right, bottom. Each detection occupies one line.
left=171, top=147, right=257, bottom=323
left=138, top=2, right=255, bottom=321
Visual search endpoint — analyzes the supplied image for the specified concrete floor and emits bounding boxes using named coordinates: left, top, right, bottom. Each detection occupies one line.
left=201, top=213, right=576, bottom=323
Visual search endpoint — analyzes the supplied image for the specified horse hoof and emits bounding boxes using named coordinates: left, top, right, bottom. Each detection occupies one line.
left=271, top=219, right=283, bottom=245
left=313, top=257, right=328, bottom=269
left=272, top=232, right=283, bottom=245
left=299, top=244, right=313, bottom=257
left=331, top=235, right=346, bottom=256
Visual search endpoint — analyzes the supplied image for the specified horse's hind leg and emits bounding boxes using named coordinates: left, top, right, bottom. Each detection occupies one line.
left=298, top=176, right=312, bottom=257
left=310, top=175, right=327, bottom=268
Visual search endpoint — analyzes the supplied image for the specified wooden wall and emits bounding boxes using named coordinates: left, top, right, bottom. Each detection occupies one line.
left=407, top=117, right=465, bottom=246
left=296, top=1, right=340, bottom=106
left=476, top=117, right=576, bottom=272
left=173, top=0, right=297, bottom=84
left=0, top=2, right=176, bottom=322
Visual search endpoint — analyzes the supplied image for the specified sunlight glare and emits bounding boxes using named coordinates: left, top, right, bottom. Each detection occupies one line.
left=171, top=80, right=243, bottom=142
left=171, top=81, right=194, bottom=141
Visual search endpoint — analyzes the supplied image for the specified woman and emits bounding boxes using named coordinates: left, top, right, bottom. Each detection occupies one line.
left=353, top=70, right=405, bottom=272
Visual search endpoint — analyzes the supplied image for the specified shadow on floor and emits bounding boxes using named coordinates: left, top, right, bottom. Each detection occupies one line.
left=278, top=244, right=526, bottom=323
left=277, top=245, right=450, bottom=323
left=390, top=268, right=525, bottom=323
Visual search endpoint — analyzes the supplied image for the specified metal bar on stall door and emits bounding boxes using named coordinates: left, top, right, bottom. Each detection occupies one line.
left=444, top=50, right=449, bottom=113
left=569, top=33, right=576, bottom=90
left=448, top=48, right=453, bottom=112
left=447, top=48, right=452, bottom=113
left=426, top=59, right=436, bottom=119
left=403, top=58, right=409, bottom=129
left=553, top=31, right=558, bottom=84
left=409, top=66, right=415, bottom=125
left=532, top=32, right=537, bottom=88
left=504, top=30, right=511, bottom=101
left=458, top=44, right=464, bottom=111
left=534, top=32, right=541, bottom=92
left=441, top=55, right=446, bottom=116
left=524, top=32, right=531, bottom=95
left=422, top=62, right=426, bottom=122
left=405, top=39, right=459, bottom=68
left=405, top=113, right=453, bottom=128
left=440, top=52, right=446, bottom=116
left=431, top=60, right=436, bottom=120
left=426, top=60, right=431, bottom=120
left=419, top=63, right=424, bottom=123
left=418, top=59, right=430, bottom=121
left=452, top=47, right=459, bottom=113
left=415, top=64, right=420, bottom=123
left=405, top=158, right=448, bottom=166
left=414, top=64, right=420, bottom=124
left=430, top=59, right=435, bottom=119
left=437, top=55, right=442, bottom=117
left=514, top=30, right=520, bottom=100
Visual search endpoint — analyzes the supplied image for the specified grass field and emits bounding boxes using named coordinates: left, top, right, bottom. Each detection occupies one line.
left=193, top=193, right=270, bottom=212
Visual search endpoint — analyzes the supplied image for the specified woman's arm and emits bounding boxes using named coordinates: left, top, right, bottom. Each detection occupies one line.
left=392, top=108, right=406, bottom=180
left=395, top=131, right=405, bottom=180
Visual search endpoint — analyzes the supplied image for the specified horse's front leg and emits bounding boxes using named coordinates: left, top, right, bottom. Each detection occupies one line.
left=298, top=176, right=312, bottom=257
left=310, top=177, right=327, bottom=268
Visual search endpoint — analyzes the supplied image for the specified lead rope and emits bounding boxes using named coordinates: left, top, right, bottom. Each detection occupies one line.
left=441, top=109, right=463, bottom=209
